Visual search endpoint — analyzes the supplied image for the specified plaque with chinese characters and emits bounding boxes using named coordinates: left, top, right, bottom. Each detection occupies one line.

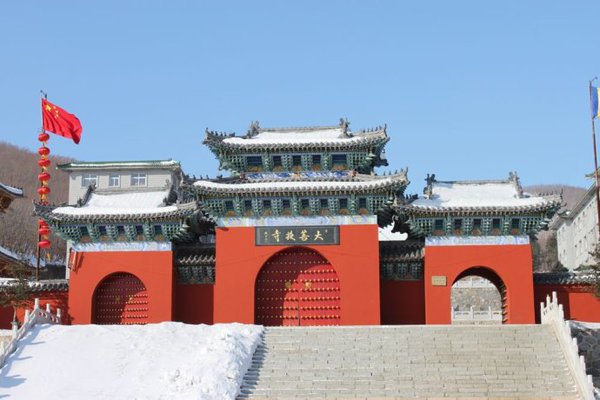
left=255, top=226, right=340, bottom=246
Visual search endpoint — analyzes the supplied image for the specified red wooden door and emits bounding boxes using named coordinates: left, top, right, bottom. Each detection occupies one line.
left=255, top=247, right=340, bottom=326
left=93, top=273, right=149, bottom=325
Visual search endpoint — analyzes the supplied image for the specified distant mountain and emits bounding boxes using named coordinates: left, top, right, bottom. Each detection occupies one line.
left=525, top=185, right=588, bottom=272
left=0, top=141, right=73, bottom=262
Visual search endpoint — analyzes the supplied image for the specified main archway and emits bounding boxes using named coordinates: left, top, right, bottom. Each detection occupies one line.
left=255, top=247, right=340, bottom=326
left=92, top=272, right=149, bottom=325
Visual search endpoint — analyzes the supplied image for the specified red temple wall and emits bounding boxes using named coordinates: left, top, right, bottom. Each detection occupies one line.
left=67, top=251, right=173, bottom=324
left=534, top=284, right=600, bottom=323
left=380, top=280, right=425, bottom=324
left=175, top=284, right=213, bottom=324
left=425, top=244, right=535, bottom=324
left=213, top=224, right=381, bottom=325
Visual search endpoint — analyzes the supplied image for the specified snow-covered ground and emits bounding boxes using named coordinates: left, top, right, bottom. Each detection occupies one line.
left=0, top=322, right=263, bottom=400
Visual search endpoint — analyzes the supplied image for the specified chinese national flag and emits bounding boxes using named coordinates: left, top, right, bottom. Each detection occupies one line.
left=41, top=99, right=82, bottom=144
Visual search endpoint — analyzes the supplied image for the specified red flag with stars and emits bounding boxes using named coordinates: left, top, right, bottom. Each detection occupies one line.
left=41, top=99, right=82, bottom=144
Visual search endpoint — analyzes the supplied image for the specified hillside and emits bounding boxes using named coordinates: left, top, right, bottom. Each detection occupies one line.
left=0, top=141, right=73, bottom=262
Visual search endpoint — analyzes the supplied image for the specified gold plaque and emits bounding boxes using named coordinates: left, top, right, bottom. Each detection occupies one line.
left=431, top=276, right=447, bottom=286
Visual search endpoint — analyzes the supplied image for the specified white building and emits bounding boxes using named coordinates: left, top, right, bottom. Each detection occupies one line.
left=552, top=183, right=599, bottom=271
left=57, top=160, right=183, bottom=205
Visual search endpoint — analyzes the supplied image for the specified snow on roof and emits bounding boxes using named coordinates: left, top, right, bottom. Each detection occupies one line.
left=52, top=190, right=176, bottom=216
left=193, top=174, right=406, bottom=193
left=222, top=127, right=383, bottom=145
left=411, top=181, right=547, bottom=209
left=0, top=323, right=263, bottom=399
left=378, top=224, right=408, bottom=241
left=0, top=182, right=23, bottom=197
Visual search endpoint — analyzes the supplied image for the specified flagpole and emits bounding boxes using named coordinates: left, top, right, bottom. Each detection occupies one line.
left=589, top=79, right=600, bottom=240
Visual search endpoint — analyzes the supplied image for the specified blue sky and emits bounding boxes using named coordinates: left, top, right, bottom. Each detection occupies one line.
left=1, top=1, right=599, bottom=191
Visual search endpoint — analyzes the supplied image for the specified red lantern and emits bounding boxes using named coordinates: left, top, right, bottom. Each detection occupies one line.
left=38, top=226, right=50, bottom=235
left=38, top=219, right=49, bottom=228
left=38, top=240, right=51, bottom=249
left=37, top=147, right=50, bottom=156
left=38, top=158, right=51, bottom=167
left=37, top=186, right=51, bottom=195
left=38, top=133, right=50, bottom=142
left=38, top=172, right=51, bottom=182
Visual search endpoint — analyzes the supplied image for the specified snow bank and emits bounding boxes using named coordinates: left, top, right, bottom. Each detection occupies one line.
left=0, top=322, right=263, bottom=400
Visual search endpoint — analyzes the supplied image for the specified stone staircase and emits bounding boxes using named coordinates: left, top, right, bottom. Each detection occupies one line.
left=238, top=325, right=582, bottom=399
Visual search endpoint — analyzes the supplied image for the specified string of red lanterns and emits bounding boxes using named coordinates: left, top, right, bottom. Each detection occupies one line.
left=37, top=132, right=51, bottom=249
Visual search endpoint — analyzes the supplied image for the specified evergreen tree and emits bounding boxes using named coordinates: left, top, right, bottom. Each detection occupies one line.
left=0, top=261, right=31, bottom=323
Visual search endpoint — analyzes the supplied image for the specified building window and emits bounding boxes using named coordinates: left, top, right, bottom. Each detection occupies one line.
left=492, top=218, right=501, bottom=229
left=262, top=199, right=271, bottom=210
left=135, top=225, right=144, bottom=236
left=80, top=226, right=89, bottom=237
left=272, top=155, right=282, bottom=168
left=117, top=225, right=126, bottom=236
left=282, top=199, right=292, bottom=215
left=300, top=199, right=310, bottom=215
left=131, top=173, right=147, bottom=186
left=98, top=226, right=107, bottom=236
left=434, top=219, right=444, bottom=231
left=246, top=156, right=263, bottom=172
left=332, top=154, right=347, bottom=168
left=453, top=219, right=463, bottom=232
left=339, top=198, right=348, bottom=209
left=82, top=174, right=98, bottom=187
left=358, top=197, right=367, bottom=209
left=154, top=225, right=163, bottom=235
left=292, top=155, right=302, bottom=167
left=511, top=218, right=520, bottom=230
left=244, top=200, right=253, bottom=211
left=108, top=173, right=120, bottom=187
left=312, top=154, right=321, bottom=167
left=224, top=200, right=234, bottom=212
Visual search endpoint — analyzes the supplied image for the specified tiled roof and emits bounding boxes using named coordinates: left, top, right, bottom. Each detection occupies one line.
left=36, top=189, right=197, bottom=222
left=0, top=278, right=68, bottom=292
left=192, top=171, right=408, bottom=196
left=0, top=182, right=23, bottom=197
left=533, top=272, right=596, bottom=285
left=400, top=173, right=561, bottom=215
left=204, top=121, right=389, bottom=151
left=174, top=245, right=216, bottom=266
left=57, top=159, right=181, bottom=171
left=379, top=241, right=424, bottom=263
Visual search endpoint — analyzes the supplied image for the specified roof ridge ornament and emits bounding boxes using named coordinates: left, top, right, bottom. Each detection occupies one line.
left=508, top=171, right=524, bottom=198
left=339, top=118, right=350, bottom=137
left=246, top=121, right=260, bottom=138
left=77, top=184, right=95, bottom=207
left=424, top=173, right=436, bottom=199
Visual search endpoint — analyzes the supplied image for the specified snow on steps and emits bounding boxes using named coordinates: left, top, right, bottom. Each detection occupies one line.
left=239, top=324, right=581, bottom=399
left=0, top=322, right=263, bottom=400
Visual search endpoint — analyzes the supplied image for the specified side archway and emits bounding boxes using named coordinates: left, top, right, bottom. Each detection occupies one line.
left=255, top=247, right=340, bottom=326
left=452, top=267, right=507, bottom=324
left=92, top=272, right=149, bottom=325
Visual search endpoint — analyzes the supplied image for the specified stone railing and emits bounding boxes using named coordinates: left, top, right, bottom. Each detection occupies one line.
left=541, top=291, right=596, bottom=400
left=0, top=298, right=62, bottom=369
left=451, top=306, right=502, bottom=321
